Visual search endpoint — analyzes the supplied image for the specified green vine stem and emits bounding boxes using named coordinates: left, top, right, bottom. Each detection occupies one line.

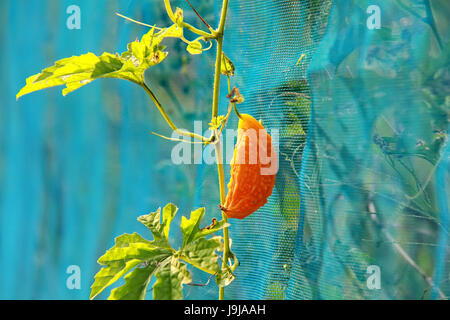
left=147, top=0, right=231, bottom=300
left=140, top=82, right=210, bottom=143
left=212, top=0, right=230, bottom=301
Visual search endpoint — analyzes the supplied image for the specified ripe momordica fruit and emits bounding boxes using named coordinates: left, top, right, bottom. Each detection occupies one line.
left=220, top=114, right=277, bottom=219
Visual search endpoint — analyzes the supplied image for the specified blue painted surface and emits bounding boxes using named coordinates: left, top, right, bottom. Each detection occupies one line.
left=0, top=0, right=217, bottom=299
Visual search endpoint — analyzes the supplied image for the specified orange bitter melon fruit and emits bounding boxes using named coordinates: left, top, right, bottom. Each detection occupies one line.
left=220, top=114, right=277, bottom=219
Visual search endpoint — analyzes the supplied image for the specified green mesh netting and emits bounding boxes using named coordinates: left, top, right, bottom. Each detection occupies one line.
left=203, top=0, right=449, bottom=300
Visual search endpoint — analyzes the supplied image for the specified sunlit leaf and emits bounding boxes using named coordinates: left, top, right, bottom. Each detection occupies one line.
left=221, top=52, right=235, bottom=76
left=182, top=237, right=222, bottom=274
left=194, top=219, right=229, bottom=241
left=120, top=28, right=167, bottom=72
left=180, top=208, right=205, bottom=247
left=91, top=203, right=229, bottom=300
left=91, top=259, right=141, bottom=300
left=164, top=24, right=184, bottom=38
left=180, top=208, right=229, bottom=247
left=108, top=264, right=157, bottom=300
left=17, top=53, right=122, bottom=99
left=209, top=115, right=226, bottom=130
left=174, top=7, right=184, bottom=26
left=153, top=256, right=191, bottom=300
left=17, top=28, right=167, bottom=99
left=90, top=233, right=172, bottom=299
left=187, top=41, right=203, bottom=55
left=97, top=233, right=171, bottom=264
left=162, top=203, right=178, bottom=239
left=138, top=203, right=178, bottom=247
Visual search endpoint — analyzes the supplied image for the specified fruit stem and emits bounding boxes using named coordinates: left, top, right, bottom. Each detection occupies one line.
left=227, top=75, right=243, bottom=120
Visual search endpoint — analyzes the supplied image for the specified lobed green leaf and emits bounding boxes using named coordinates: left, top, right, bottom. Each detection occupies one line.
left=91, top=203, right=230, bottom=300
left=90, top=232, right=172, bottom=299
left=108, top=264, right=157, bottom=300
left=138, top=203, right=178, bottom=247
left=153, top=256, right=192, bottom=300
left=181, top=208, right=229, bottom=247
left=194, top=219, right=229, bottom=242
left=90, top=259, right=142, bottom=300
left=182, top=237, right=222, bottom=274
left=97, top=233, right=171, bottom=264
left=17, top=28, right=167, bottom=99
left=164, top=24, right=184, bottom=38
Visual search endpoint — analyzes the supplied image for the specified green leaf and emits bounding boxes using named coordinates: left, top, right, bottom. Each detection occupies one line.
left=186, top=41, right=203, bottom=55
left=17, top=28, right=167, bottom=99
left=17, top=53, right=122, bottom=99
left=174, top=7, right=184, bottom=26
left=164, top=24, right=184, bottom=38
left=194, top=219, right=229, bottom=241
left=91, top=203, right=230, bottom=300
left=221, top=53, right=235, bottom=76
left=138, top=209, right=164, bottom=241
left=90, top=259, right=141, bottom=300
left=90, top=233, right=172, bottom=299
left=138, top=203, right=178, bottom=246
left=181, top=208, right=205, bottom=247
left=162, top=203, right=178, bottom=239
left=108, top=264, right=157, bottom=300
left=216, top=250, right=238, bottom=288
left=120, top=28, right=167, bottom=73
left=153, top=256, right=192, bottom=300
left=163, top=8, right=184, bottom=39
left=209, top=115, right=226, bottom=130
left=182, top=237, right=222, bottom=274
left=181, top=208, right=230, bottom=248
left=97, top=233, right=171, bottom=264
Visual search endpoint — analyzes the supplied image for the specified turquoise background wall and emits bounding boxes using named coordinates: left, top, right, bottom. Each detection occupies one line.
left=0, top=0, right=219, bottom=299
